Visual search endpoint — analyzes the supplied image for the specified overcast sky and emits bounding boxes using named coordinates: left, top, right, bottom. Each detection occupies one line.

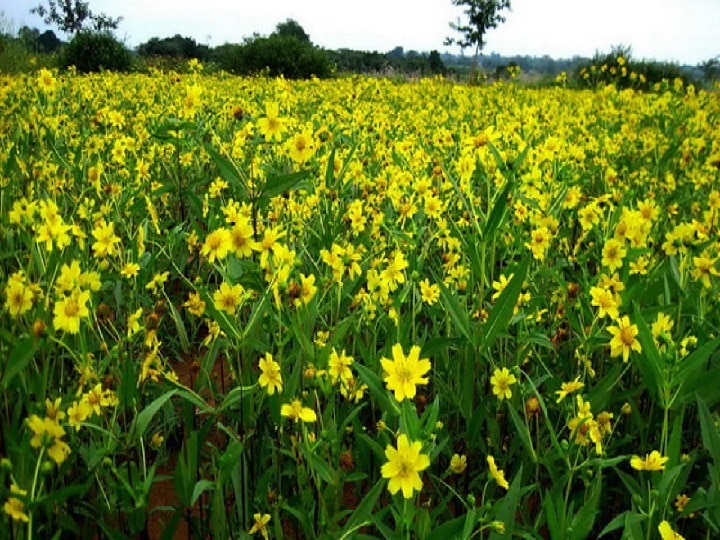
left=3, top=0, right=719, bottom=64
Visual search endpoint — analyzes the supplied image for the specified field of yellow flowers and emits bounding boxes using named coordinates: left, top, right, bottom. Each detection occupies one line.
left=2, top=64, right=720, bottom=539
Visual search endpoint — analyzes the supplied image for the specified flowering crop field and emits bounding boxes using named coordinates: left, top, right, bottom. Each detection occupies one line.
left=2, top=65, right=720, bottom=539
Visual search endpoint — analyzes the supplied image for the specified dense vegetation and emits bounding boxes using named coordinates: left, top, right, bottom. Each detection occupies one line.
left=1, top=61, right=720, bottom=539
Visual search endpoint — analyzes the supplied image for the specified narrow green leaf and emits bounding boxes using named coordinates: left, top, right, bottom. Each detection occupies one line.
left=299, top=443, right=336, bottom=485
left=2, top=336, right=37, bottom=386
left=436, top=279, right=472, bottom=343
left=339, top=478, right=384, bottom=539
left=483, top=177, right=514, bottom=238
left=598, top=511, right=642, bottom=537
left=259, top=170, right=313, bottom=203
left=191, top=479, right=215, bottom=506
left=507, top=404, right=536, bottom=462
left=631, top=305, right=664, bottom=400
left=479, top=256, right=530, bottom=356
left=134, top=390, right=177, bottom=440
left=355, top=362, right=401, bottom=417
left=488, top=464, right=524, bottom=540
left=676, top=335, right=720, bottom=389
left=570, top=470, right=601, bottom=540
left=204, top=143, right=248, bottom=198
left=697, top=395, right=720, bottom=465
left=542, top=492, right=562, bottom=540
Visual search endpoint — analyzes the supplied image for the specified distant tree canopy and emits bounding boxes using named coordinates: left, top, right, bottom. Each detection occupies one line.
left=30, top=0, right=121, bottom=35
left=18, top=25, right=62, bottom=53
left=446, top=0, right=511, bottom=61
left=137, top=34, right=209, bottom=60
left=273, top=19, right=310, bottom=43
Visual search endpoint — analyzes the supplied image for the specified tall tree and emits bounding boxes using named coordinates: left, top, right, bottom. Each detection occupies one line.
left=445, top=0, right=511, bottom=64
left=30, top=0, right=121, bottom=35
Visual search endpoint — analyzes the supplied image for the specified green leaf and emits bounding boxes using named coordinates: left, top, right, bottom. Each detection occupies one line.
left=2, top=336, right=37, bottom=387
left=542, top=493, right=562, bottom=540
left=507, top=404, right=536, bottom=463
left=204, top=143, right=248, bottom=198
left=134, top=390, right=177, bottom=440
left=355, top=362, right=401, bottom=417
left=299, top=444, right=336, bottom=485
left=598, top=511, right=643, bottom=537
left=676, top=335, right=720, bottom=392
left=697, top=394, right=720, bottom=465
left=339, top=478, right=384, bottom=539
left=631, top=305, right=664, bottom=400
left=191, top=479, right=215, bottom=506
left=436, top=279, right=472, bottom=343
left=483, top=176, right=514, bottom=238
left=479, top=256, right=530, bottom=356
left=258, top=170, right=313, bottom=203
left=570, top=470, right=601, bottom=540
left=488, top=464, right=524, bottom=540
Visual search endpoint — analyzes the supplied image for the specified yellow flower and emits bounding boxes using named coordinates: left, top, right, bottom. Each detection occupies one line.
left=381, top=434, right=430, bottom=499
left=67, top=400, right=91, bottom=430
left=487, top=455, right=509, bottom=490
left=36, top=68, right=56, bottom=92
left=120, top=262, right=140, bottom=278
left=3, top=484, right=29, bottom=522
left=281, top=399, right=316, bottom=423
left=449, top=453, right=467, bottom=474
left=419, top=278, right=440, bottom=305
left=201, top=228, right=233, bottom=263
left=630, top=450, right=668, bottom=471
left=183, top=291, right=206, bottom=317
left=145, top=271, right=169, bottom=293
left=257, top=101, right=287, bottom=142
left=674, top=493, right=690, bottom=513
left=213, top=282, right=245, bottom=315
left=380, top=343, right=431, bottom=402
left=602, top=238, right=627, bottom=273
left=288, top=131, right=315, bottom=164
left=91, top=220, right=121, bottom=258
left=607, top=316, right=642, bottom=362
left=526, top=226, right=551, bottom=261
left=328, top=348, right=354, bottom=386
left=53, top=289, right=91, bottom=334
left=294, top=273, right=317, bottom=307
left=658, top=520, right=685, bottom=540
left=589, top=286, right=620, bottom=320
left=490, top=367, right=517, bottom=401
left=229, top=218, right=257, bottom=258
left=27, top=415, right=71, bottom=464
left=4, top=280, right=34, bottom=317
left=555, top=377, right=585, bottom=403
left=248, top=513, right=271, bottom=539
left=258, top=353, right=282, bottom=395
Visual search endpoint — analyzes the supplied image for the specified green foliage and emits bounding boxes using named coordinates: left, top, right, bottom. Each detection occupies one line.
left=31, top=0, right=122, bottom=35
left=60, top=31, right=132, bottom=72
left=137, top=34, right=210, bottom=61
left=574, top=46, right=699, bottom=92
left=215, top=34, right=332, bottom=79
left=446, top=0, right=511, bottom=58
left=273, top=18, right=311, bottom=43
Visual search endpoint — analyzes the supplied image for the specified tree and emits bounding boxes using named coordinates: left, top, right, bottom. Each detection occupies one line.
left=30, top=0, right=121, bottom=35
left=699, top=56, right=720, bottom=83
left=445, top=0, right=511, bottom=63
left=273, top=19, right=310, bottom=44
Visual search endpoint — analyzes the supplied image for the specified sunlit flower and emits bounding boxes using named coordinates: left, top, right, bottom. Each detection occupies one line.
left=630, top=450, right=668, bottom=471
left=607, top=316, right=641, bottom=362
left=258, top=353, right=282, bottom=395
left=555, top=377, right=584, bottom=403
left=3, top=484, right=29, bottom=522
left=658, top=521, right=685, bottom=540
left=281, top=399, right=316, bottom=423
left=53, top=289, right=91, bottom=334
left=449, top=453, right=467, bottom=474
left=381, top=434, right=430, bottom=498
left=487, top=455, right=509, bottom=490
left=490, top=367, right=517, bottom=401
left=248, top=513, right=271, bottom=539
left=380, top=343, right=431, bottom=401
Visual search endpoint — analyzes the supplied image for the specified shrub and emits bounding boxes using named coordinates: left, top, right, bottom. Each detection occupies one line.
left=61, top=31, right=132, bottom=73
left=574, top=46, right=698, bottom=92
left=216, top=34, right=332, bottom=79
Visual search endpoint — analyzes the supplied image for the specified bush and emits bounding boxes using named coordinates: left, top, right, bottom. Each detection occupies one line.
left=61, top=31, right=132, bottom=73
left=216, top=34, right=332, bottom=79
left=574, top=46, right=699, bottom=92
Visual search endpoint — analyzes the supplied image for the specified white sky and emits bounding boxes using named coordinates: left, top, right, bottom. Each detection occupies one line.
left=3, top=0, right=720, bottom=64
